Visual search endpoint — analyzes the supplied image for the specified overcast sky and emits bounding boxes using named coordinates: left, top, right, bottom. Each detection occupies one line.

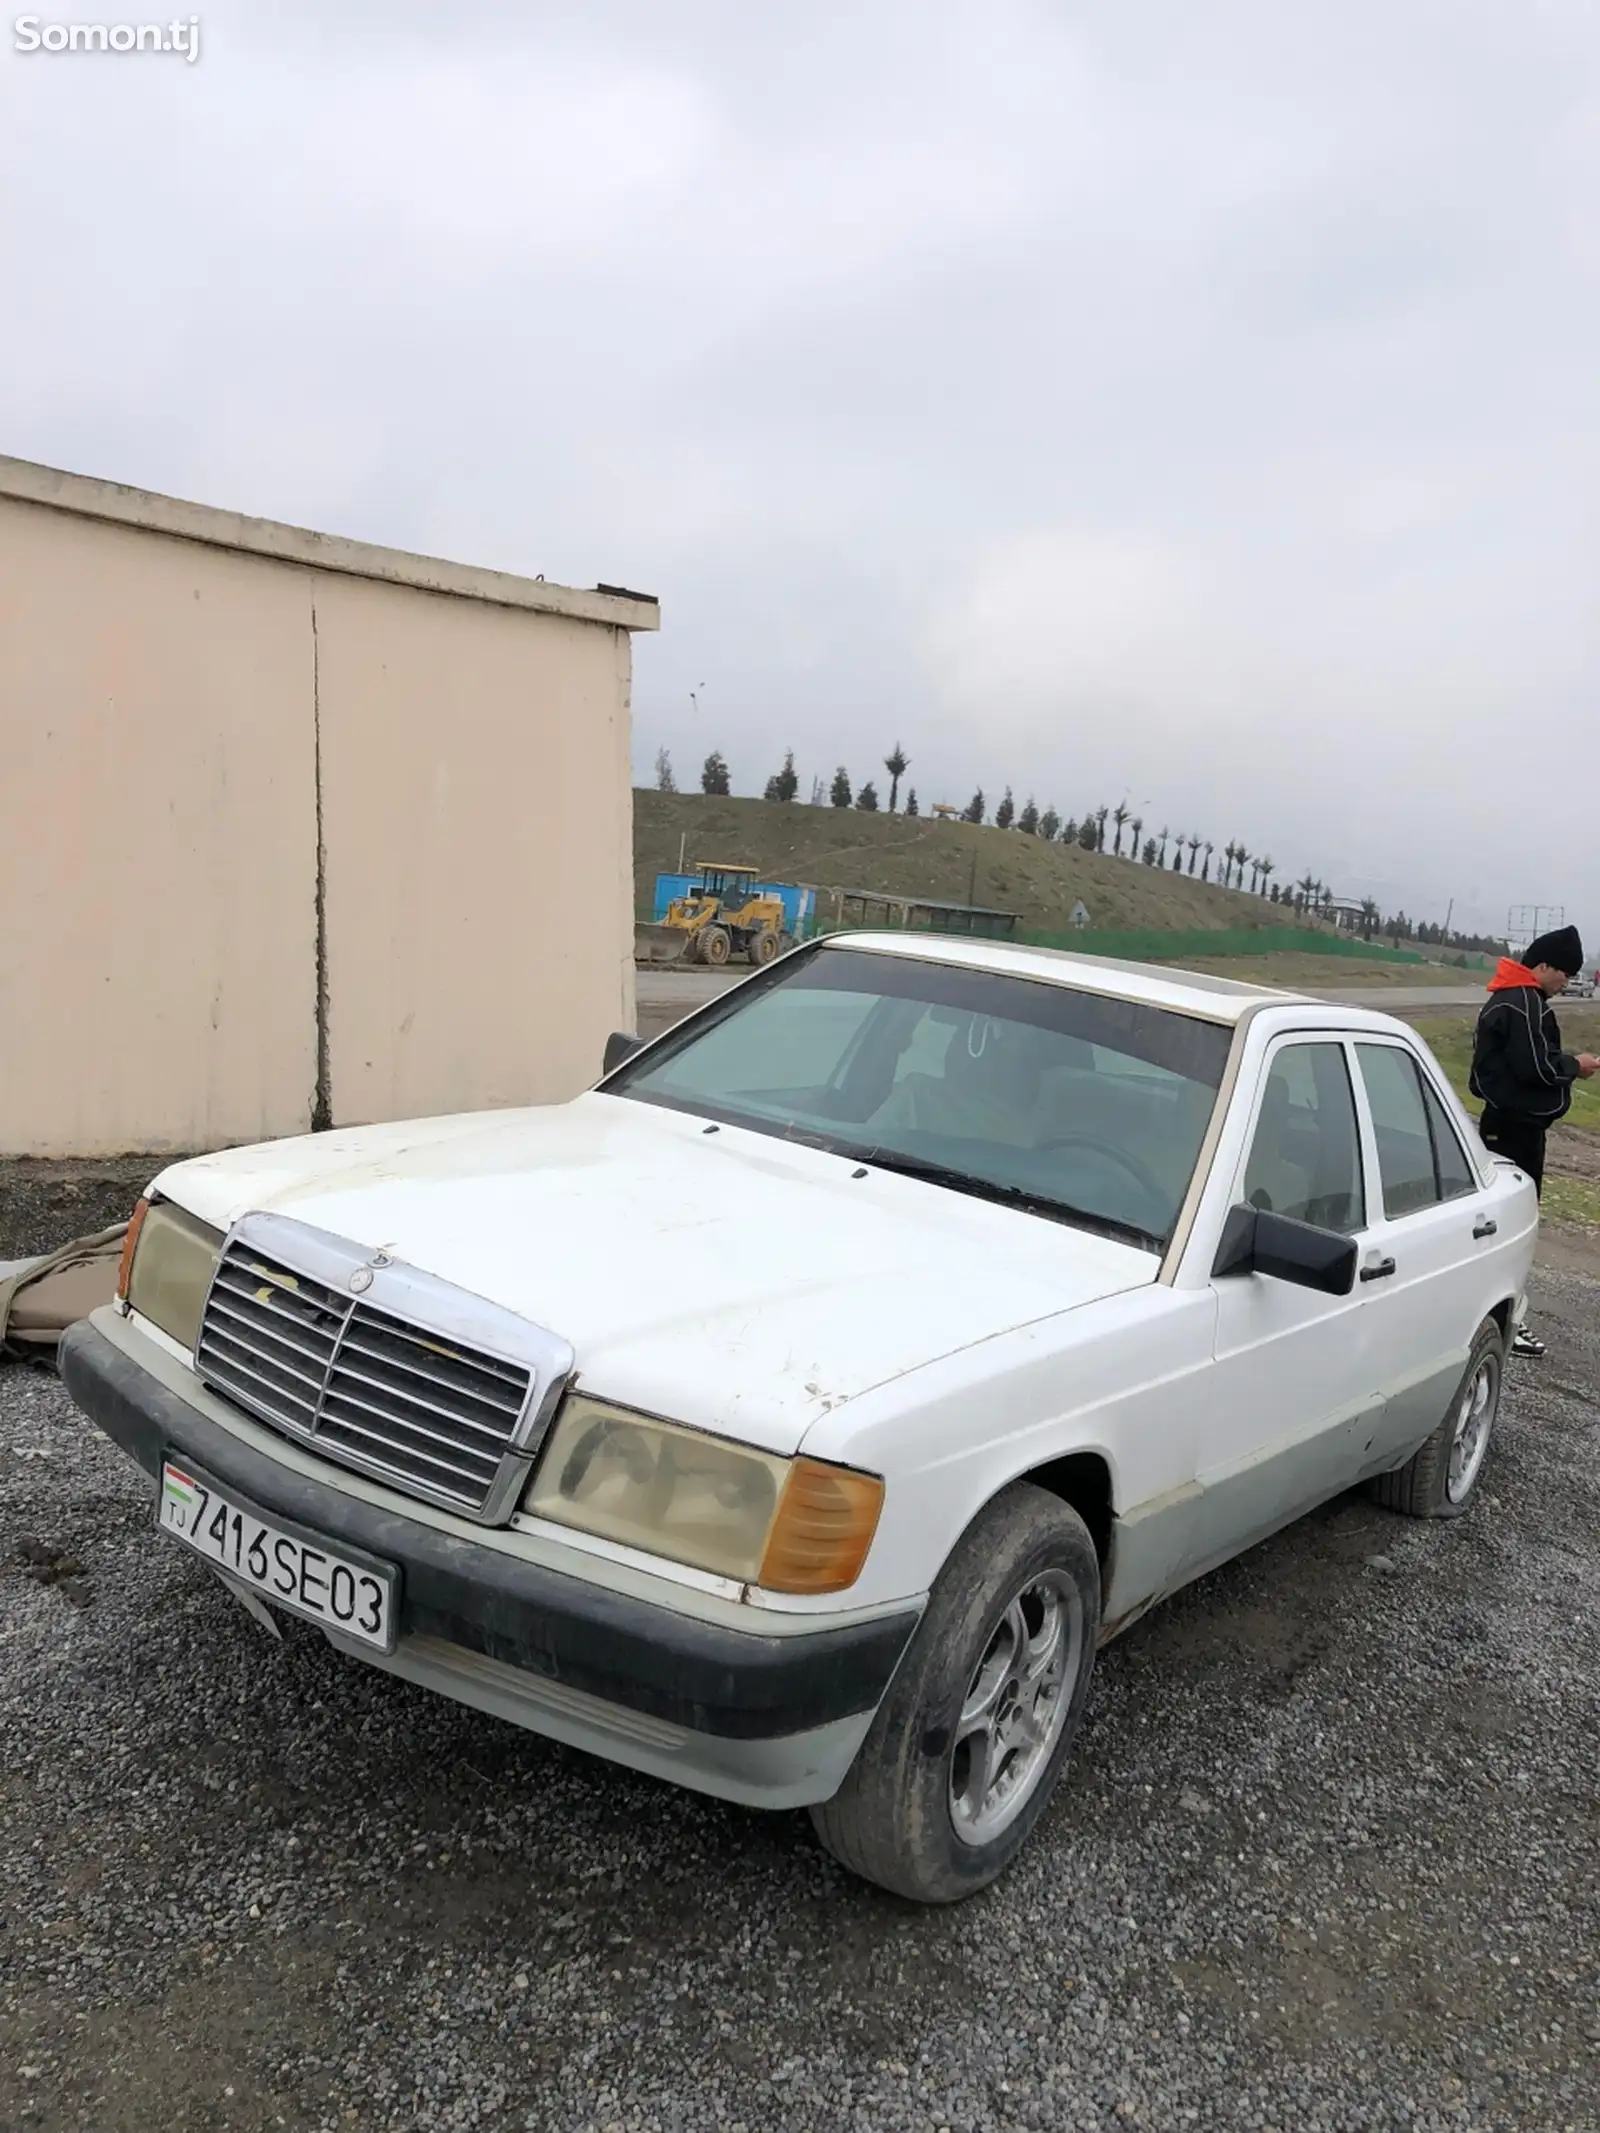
left=4, top=1, right=1596, bottom=939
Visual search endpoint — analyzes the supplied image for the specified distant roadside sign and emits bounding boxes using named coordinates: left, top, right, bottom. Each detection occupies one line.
left=1070, top=901, right=1091, bottom=929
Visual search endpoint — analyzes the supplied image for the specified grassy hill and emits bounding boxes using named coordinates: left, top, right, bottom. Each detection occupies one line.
left=635, top=790, right=1317, bottom=937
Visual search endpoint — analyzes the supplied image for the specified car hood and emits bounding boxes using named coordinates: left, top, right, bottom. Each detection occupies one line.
left=154, top=1094, right=1157, bottom=1453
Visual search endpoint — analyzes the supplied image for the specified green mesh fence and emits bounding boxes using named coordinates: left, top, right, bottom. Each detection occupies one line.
left=1017, top=925, right=1431, bottom=964
left=801, top=919, right=1491, bottom=969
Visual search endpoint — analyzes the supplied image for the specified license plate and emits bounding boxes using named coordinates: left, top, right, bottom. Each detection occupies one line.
left=157, top=1458, right=399, bottom=1652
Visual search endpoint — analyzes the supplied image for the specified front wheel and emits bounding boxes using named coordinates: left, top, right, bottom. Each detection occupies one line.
left=809, top=1484, right=1100, bottom=1903
left=698, top=925, right=732, bottom=967
left=1367, top=1316, right=1504, bottom=1518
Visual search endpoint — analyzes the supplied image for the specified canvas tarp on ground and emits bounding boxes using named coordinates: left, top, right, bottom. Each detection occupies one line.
left=0, top=1224, right=127, bottom=1357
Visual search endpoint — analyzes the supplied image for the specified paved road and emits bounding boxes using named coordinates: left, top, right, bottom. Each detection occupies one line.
left=636, top=967, right=747, bottom=1013
left=1314, top=986, right=1482, bottom=1009
left=634, top=965, right=1484, bottom=1035
left=635, top=966, right=745, bottom=1037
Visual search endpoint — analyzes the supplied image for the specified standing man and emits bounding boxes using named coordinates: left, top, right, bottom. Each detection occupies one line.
left=1470, top=924, right=1599, bottom=1357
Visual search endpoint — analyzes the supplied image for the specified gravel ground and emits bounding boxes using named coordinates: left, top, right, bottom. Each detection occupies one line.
left=3, top=1272, right=1598, bottom=2133
left=0, top=1158, right=163, bottom=1263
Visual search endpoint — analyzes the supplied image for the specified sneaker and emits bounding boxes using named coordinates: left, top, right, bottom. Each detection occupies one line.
left=1510, top=1329, right=1546, bottom=1359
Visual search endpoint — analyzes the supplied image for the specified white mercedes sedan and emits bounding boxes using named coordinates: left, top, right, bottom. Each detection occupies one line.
left=62, top=934, right=1537, bottom=1902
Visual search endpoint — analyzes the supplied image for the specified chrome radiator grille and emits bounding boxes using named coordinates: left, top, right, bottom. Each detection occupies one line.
left=195, top=1214, right=573, bottom=1523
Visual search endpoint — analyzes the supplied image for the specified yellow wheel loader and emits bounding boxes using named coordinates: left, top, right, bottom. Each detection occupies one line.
left=635, top=863, right=793, bottom=967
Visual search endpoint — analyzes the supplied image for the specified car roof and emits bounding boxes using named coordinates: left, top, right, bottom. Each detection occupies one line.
left=820, top=930, right=1413, bottom=1033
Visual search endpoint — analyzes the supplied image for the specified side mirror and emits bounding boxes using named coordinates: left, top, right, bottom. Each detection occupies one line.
left=602, top=1031, right=644, bottom=1077
left=1212, top=1203, right=1357, bottom=1297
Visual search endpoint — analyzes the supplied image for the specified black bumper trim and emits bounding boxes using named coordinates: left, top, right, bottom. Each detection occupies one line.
left=60, top=1320, right=917, bottom=1742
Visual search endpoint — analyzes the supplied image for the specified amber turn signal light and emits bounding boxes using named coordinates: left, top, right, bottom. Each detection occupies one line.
left=116, top=1199, right=150, bottom=1303
left=757, top=1458, right=885, bottom=1595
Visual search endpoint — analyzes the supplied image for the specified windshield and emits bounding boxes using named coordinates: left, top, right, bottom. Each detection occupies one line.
left=607, top=946, right=1233, bottom=1250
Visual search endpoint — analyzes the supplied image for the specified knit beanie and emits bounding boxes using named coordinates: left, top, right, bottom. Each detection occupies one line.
left=1523, top=924, right=1583, bottom=975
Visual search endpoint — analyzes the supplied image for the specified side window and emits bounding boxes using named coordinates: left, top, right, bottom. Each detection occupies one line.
left=1356, top=1044, right=1448, bottom=1218
left=1420, top=1076, right=1479, bottom=1201
left=1241, top=1043, right=1365, bottom=1234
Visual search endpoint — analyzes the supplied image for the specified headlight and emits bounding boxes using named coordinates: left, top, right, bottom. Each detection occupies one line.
left=121, top=1198, right=224, bottom=1353
left=524, top=1396, right=884, bottom=1595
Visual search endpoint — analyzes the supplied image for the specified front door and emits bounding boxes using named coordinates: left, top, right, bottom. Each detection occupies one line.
left=1189, top=1035, right=1382, bottom=1579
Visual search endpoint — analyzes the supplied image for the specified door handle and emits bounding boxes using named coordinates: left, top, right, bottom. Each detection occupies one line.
left=1360, top=1256, right=1397, bottom=1283
left=1473, top=1217, right=1498, bottom=1239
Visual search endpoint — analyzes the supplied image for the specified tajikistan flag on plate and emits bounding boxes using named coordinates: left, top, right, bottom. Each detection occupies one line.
left=162, top=1465, right=198, bottom=1514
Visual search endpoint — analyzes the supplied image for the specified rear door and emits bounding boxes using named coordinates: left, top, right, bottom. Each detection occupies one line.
left=1347, top=1038, right=1501, bottom=1473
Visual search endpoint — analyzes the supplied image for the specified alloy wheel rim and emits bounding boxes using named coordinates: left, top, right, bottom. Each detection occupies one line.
left=949, top=1571, right=1082, bottom=1847
left=1447, top=1354, right=1499, bottom=1502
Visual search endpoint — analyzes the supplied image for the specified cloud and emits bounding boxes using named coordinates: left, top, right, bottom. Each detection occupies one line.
left=4, top=0, right=1597, bottom=937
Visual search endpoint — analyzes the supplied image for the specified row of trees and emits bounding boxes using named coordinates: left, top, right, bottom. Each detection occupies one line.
left=652, top=745, right=1499, bottom=953
left=660, top=743, right=915, bottom=814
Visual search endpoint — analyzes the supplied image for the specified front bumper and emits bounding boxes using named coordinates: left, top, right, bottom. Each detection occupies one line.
left=60, top=1314, right=918, bottom=1809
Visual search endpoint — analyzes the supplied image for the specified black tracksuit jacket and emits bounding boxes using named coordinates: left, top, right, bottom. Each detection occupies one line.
left=1469, top=979, right=1581, bottom=1124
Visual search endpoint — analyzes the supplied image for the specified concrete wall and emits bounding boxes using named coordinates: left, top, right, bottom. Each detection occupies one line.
left=0, top=458, right=656, bottom=1156
left=313, top=575, right=638, bottom=1126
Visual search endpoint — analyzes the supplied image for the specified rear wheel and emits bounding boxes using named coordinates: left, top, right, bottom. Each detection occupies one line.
left=698, top=925, right=732, bottom=966
left=1368, top=1317, right=1503, bottom=1518
left=749, top=930, right=780, bottom=967
left=809, top=1484, right=1100, bottom=1903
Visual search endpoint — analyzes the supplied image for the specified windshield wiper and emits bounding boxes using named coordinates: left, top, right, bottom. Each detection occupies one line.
left=851, top=1148, right=1163, bottom=1251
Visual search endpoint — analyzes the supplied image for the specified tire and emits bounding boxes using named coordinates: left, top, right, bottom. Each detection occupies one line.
left=698, top=925, right=731, bottom=967
left=809, top=1484, right=1100, bottom=1903
left=749, top=930, right=780, bottom=967
left=1367, top=1317, right=1504, bottom=1519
